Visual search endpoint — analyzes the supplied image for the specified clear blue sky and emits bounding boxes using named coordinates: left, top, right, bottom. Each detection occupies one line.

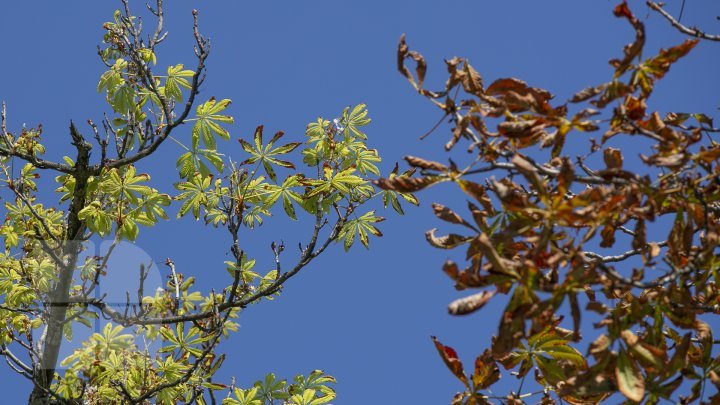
left=1, top=0, right=719, bottom=403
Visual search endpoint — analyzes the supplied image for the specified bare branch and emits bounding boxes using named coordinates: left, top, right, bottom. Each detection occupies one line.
left=590, top=259, right=694, bottom=289
left=582, top=240, right=668, bottom=263
left=647, top=1, right=720, bottom=41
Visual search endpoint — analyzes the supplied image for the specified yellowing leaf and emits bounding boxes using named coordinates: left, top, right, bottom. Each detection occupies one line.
left=616, top=349, right=645, bottom=402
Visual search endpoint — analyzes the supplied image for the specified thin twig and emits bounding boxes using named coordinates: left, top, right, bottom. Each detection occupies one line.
left=647, top=1, right=720, bottom=41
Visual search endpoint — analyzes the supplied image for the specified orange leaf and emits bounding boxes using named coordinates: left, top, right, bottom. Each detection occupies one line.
left=432, top=336, right=469, bottom=388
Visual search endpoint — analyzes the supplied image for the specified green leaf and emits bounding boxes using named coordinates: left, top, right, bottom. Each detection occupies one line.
left=78, top=201, right=113, bottom=236
left=341, top=103, right=371, bottom=139
left=239, top=125, right=300, bottom=182
left=262, top=175, right=303, bottom=219
left=254, top=373, right=289, bottom=401
left=100, top=166, right=153, bottom=205
left=305, top=166, right=367, bottom=199
left=337, top=211, right=385, bottom=251
left=175, top=174, right=211, bottom=219
left=224, top=387, right=262, bottom=405
left=192, top=98, right=233, bottom=150
left=165, top=64, right=194, bottom=102
left=176, top=148, right=225, bottom=179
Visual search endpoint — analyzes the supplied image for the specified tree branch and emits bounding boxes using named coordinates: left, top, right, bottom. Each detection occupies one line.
left=647, top=1, right=720, bottom=41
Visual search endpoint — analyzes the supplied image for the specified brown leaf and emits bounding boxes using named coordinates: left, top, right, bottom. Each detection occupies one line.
left=640, top=152, right=687, bottom=168
left=447, top=114, right=470, bottom=150
left=557, top=157, right=575, bottom=195
left=644, top=39, right=699, bottom=81
left=600, top=224, right=616, bottom=248
left=461, top=63, right=484, bottom=95
left=668, top=333, right=691, bottom=371
left=498, top=119, right=547, bottom=139
left=570, top=85, right=605, bottom=103
left=486, top=77, right=553, bottom=114
left=623, top=96, right=646, bottom=120
left=443, top=260, right=459, bottom=279
left=398, top=34, right=427, bottom=90
left=512, top=154, right=545, bottom=195
left=404, top=155, right=448, bottom=172
left=569, top=292, right=581, bottom=342
left=694, top=320, right=713, bottom=360
left=474, top=233, right=519, bottom=279
left=373, top=175, right=443, bottom=193
left=589, top=334, right=611, bottom=356
left=632, top=220, right=646, bottom=251
left=621, top=330, right=666, bottom=371
left=603, top=147, right=623, bottom=170
left=695, top=145, right=720, bottom=164
left=493, top=307, right=527, bottom=360
left=594, top=80, right=634, bottom=108
left=431, top=336, right=469, bottom=388
left=472, top=349, right=500, bottom=389
left=710, top=371, right=720, bottom=390
left=467, top=202, right=489, bottom=230
left=458, top=181, right=495, bottom=215
left=442, top=260, right=492, bottom=290
left=448, top=290, right=496, bottom=316
left=445, top=57, right=485, bottom=97
left=426, top=228, right=471, bottom=249
left=432, top=203, right=475, bottom=230
left=648, top=242, right=661, bottom=258
left=610, top=2, right=645, bottom=77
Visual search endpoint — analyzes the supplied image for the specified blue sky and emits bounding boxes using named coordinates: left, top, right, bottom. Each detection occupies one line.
left=1, top=0, right=719, bottom=403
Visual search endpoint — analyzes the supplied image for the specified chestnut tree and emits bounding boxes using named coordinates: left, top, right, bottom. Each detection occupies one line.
left=0, top=1, right=415, bottom=404
left=379, top=1, right=720, bottom=403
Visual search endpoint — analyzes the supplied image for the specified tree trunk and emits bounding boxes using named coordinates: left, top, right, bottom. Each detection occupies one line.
left=29, top=124, right=91, bottom=404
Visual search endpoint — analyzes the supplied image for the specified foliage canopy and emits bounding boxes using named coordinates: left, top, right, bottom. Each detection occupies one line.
left=379, top=1, right=720, bottom=403
left=0, top=1, right=415, bottom=403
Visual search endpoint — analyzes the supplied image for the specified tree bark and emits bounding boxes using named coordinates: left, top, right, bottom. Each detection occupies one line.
left=29, top=123, right=91, bottom=404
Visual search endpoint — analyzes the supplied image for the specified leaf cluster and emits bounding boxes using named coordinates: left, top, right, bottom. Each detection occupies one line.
left=385, top=2, right=720, bottom=403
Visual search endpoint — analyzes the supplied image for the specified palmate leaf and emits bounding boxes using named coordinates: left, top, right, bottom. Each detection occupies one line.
left=289, top=370, right=336, bottom=404
left=192, top=98, right=234, bottom=150
left=338, top=139, right=381, bottom=176
left=239, top=125, right=301, bottom=182
left=303, top=118, right=332, bottom=166
left=505, top=326, right=587, bottom=385
left=100, top=166, right=153, bottom=205
left=119, top=216, right=140, bottom=241
left=305, top=118, right=330, bottom=141
left=164, top=64, right=194, bottom=102
left=111, top=85, right=136, bottom=114
left=261, top=175, right=304, bottom=220
left=77, top=201, right=113, bottom=237
left=341, top=103, right=371, bottom=139
left=131, top=192, right=171, bottom=223
left=254, top=373, right=289, bottom=401
left=337, top=211, right=384, bottom=251
left=224, top=387, right=262, bottom=405
left=305, top=165, right=367, bottom=199
left=245, top=207, right=271, bottom=228
left=225, top=257, right=259, bottom=283
left=176, top=148, right=225, bottom=179
left=97, top=58, right=127, bottom=95
left=287, top=389, right=335, bottom=405
left=175, top=173, right=211, bottom=219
